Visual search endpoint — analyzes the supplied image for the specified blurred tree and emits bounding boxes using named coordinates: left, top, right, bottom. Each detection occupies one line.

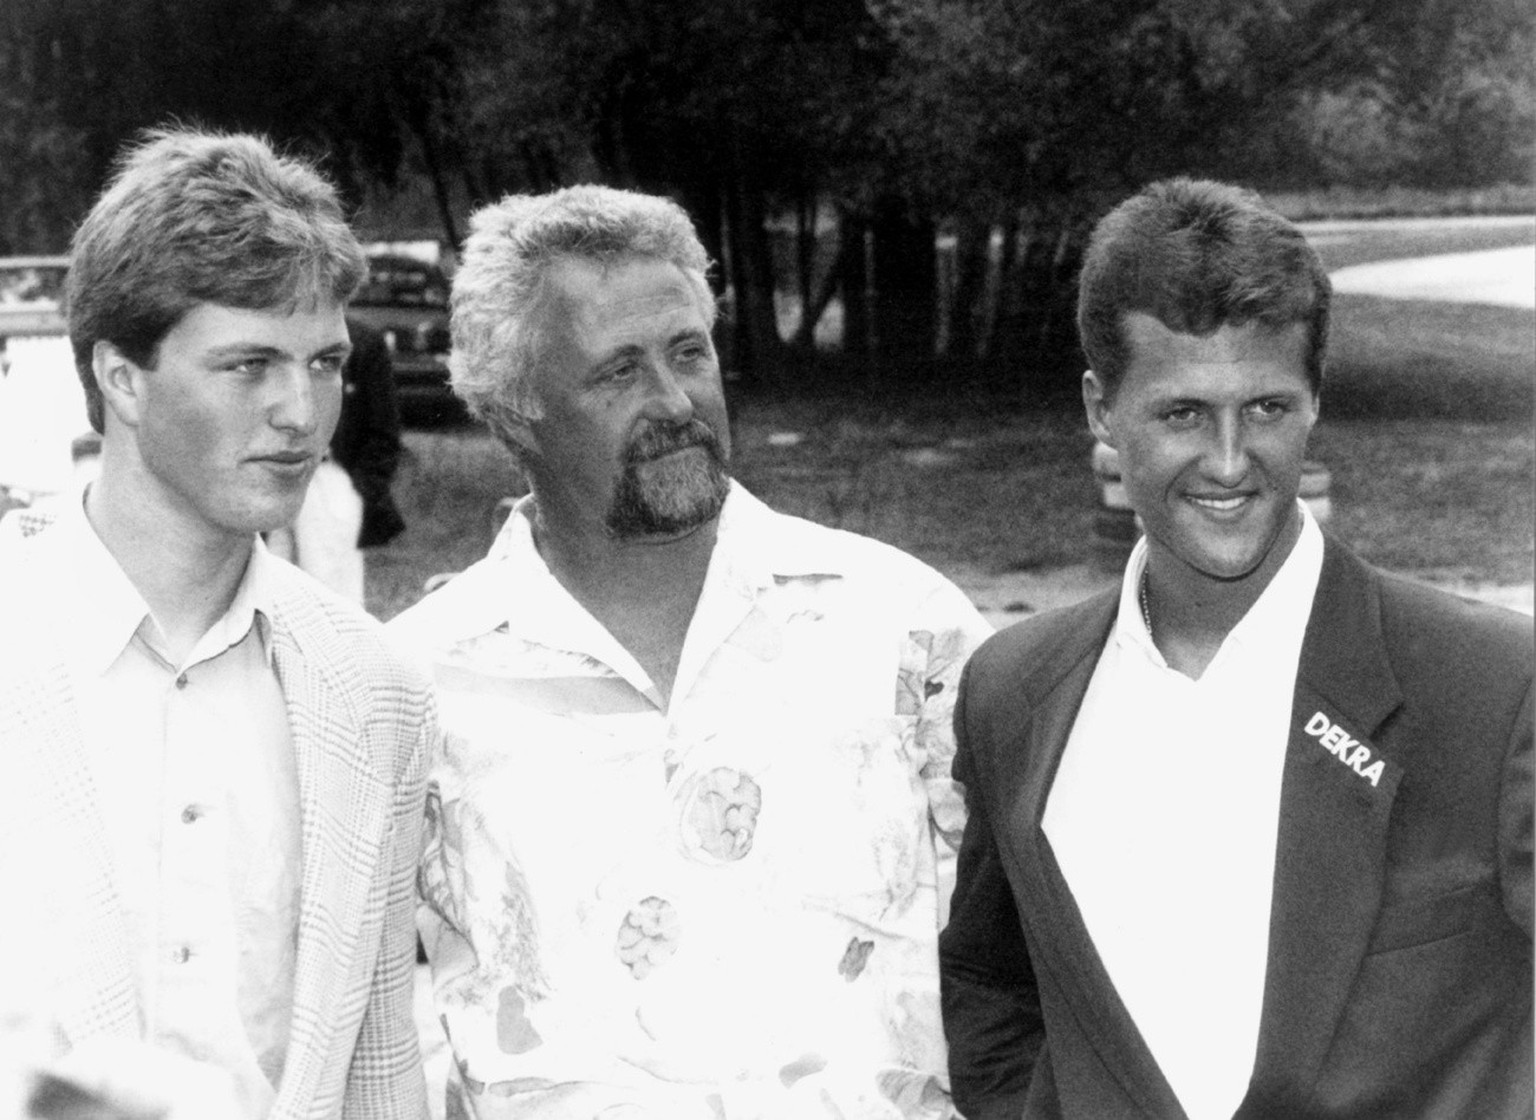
left=0, top=2, right=93, bottom=254
left=0, top=0, right=1528, bottom=387
left=863, top=0, right=1516, bottom=396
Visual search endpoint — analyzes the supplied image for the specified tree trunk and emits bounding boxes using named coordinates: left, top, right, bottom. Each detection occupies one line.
left=977, top=214, right=1020, bottom=361
left=720, top=166, right=783, bottom=381
left=947, top=216, right=992, bottom=360
left=677, top=179, right=732, bottom=366
left=840, top=213, right=871, bottom=359
left=794, top=192, right=816, bottom=344
left=870, top=196, right=937, bottom=375
left=409, top=117, right=461, bottom=250
left=792, top=207, right=845, bottom=351
left=991, top=212, right=1089, bottom=405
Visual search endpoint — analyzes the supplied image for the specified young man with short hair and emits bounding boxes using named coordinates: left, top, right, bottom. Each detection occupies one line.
left=940, top=178, right=1532, bottom=1120
left=0, top=127, right=434, bottom=1119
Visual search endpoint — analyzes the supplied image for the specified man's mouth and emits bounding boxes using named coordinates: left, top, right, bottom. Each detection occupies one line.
left=637, top=441, right=705, bottom=462
left=1187, top=492, right=1254, bottom=513
left=627, top=420, right=720, bottom=465
left=251, top=450, right=315, bottom=472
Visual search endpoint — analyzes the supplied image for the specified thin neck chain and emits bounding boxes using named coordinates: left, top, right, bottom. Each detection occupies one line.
left=1139, top=568, right=1154, bottom=638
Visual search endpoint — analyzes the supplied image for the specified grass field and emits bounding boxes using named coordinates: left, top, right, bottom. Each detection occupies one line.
left=366, top=217, right=1534, bottom=621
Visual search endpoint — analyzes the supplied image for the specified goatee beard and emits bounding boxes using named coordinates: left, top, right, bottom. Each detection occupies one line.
left=605, top=418, right=731, bottom=538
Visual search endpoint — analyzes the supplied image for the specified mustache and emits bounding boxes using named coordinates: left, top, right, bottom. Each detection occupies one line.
left=624, top=419, right=723, bottom=464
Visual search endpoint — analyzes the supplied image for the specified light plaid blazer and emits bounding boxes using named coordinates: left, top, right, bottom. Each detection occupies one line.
left=0, top=513, right=434, bottom=1119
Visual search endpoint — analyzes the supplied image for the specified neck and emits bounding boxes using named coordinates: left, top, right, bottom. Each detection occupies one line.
left=1142, top=509, right=1303, bottom=679
left=86, top=458, right=253, bottom=662
left=532, top=497, right=718, bottom=603
left=528, top=493, right=718, bottom=703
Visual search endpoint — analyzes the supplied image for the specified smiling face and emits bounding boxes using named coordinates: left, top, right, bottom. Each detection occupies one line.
left=1085, top=312, right=1319, bottom=591
left=513, top=255, right=731, bottom=539
left=104, top=301, right=349, bottom=543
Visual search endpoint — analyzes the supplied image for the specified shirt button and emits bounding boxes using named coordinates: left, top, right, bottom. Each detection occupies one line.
left=175, top=673, right=188, bottom=689
left=171, top=945, right=192, bottom=964
left=181, top=805, right=200, bottom=824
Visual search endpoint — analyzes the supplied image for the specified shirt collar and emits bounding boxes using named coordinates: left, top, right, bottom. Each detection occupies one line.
left=47, top=490, right=273, bottom=676
left=1116, top=500, right=1325, bottom=667
left=489, top=481, right=854, bottom=595
left=466, top=481, right=849, bottom=652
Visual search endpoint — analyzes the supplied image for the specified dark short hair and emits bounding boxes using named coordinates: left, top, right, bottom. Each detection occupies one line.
left=1077, top=178, right=1330, bottom=401
left=66, top=126, right=365, bottom=433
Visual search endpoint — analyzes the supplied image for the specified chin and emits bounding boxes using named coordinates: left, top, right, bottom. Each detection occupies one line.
left=1180, top=537, right=1279, bottom=582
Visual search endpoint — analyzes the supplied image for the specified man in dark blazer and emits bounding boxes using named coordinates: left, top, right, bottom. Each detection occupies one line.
left=939, top=178, right=1532, bottom=1120
left=332, top=316, right=406, bottom=550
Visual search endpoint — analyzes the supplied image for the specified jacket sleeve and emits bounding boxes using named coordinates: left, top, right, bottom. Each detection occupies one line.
left=940, top=658, right=1044, bottom=1119
left=343, top=692, right=435, bottom=1120
left=1499, top=678, right=1533, bottom=939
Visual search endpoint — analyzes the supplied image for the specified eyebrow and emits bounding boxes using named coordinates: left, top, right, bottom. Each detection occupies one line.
left=203, top=343, right=288, bottom=361
left=203, top=341, right=352, bottom=362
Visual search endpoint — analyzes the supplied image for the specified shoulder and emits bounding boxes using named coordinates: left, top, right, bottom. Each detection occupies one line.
left=384, top=552, right=505, bottom=658
left=267, top=558, right=434, bottom=699
left=1309, top=542, right=1532, bottom=759
left=729, top=489, right=984, bottom=626
left=1329, top=542, right=1532, bottom=692
left=0, top=514, right=74, bottom=634
left=967, top=589, right=1118, bottom=693
left=1377, top=570, right=1531, bottom=669
left=1378, top=571, right=1533, bottom=731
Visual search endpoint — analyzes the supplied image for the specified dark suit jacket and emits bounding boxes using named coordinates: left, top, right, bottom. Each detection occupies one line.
left=940, top=537, right=1533, bottom=1120
left=333, top=316, right=406, bottom=548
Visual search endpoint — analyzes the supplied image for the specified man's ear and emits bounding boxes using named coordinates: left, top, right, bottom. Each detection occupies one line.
left=93, top=340, right=144, bottom=430
left=485, top=400, right=540, bottom=460
left=1082, top=369, right=1114, bottom=446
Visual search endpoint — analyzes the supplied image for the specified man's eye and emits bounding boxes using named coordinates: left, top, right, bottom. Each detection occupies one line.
left=1249, top=398, right=1287, bottom=418
left=227, top=358, right=267, bottom=375
left=1163, top=406, right=1200, bottom=424
left=313, top=354, right=346, bottom=375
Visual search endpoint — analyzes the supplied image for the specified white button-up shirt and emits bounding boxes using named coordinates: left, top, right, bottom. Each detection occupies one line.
left=1043, top=504, right=1324, bottom=1120
left=44, top=496, right=301, bottom=1117
left=391, top=484, right=992, bottom=1119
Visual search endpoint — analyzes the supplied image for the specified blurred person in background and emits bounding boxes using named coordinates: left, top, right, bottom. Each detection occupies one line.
left=940, top=178, right=1532, bottom=1120
left=387, top=184, right=992, bottom=1118
left=267, top=315, right=406, bottom=605
left=0, top=126, right=435, bottom=1119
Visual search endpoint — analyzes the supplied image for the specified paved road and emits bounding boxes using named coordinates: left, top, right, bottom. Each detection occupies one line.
left=1329, top=244, right=1535, bottom=308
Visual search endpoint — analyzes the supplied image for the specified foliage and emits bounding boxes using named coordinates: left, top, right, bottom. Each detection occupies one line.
left=0, top=0, right=1529, bottom=386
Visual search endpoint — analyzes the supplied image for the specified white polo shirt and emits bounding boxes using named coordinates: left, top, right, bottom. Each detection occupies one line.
left=1042, top=503, right=1324, bottom=1120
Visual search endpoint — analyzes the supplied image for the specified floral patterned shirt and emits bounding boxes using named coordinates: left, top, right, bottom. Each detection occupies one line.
left=389, top=484, right=991, bottom=1119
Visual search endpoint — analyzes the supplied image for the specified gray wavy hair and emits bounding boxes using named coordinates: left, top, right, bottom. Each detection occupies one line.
left=449, top=185, right=716, bottom=435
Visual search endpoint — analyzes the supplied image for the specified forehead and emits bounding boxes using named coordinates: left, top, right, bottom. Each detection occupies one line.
left=166, top=300, right=350, bottom=351
left=1119, top=312, right=1311, bottom=396
left=542, top=256, right=703, bottom=349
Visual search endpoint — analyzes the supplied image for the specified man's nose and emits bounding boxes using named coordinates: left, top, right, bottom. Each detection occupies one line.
left=1205, top=413, right=1250, bottom=485
left=643, top=362, right=695, bottom=423
left=270, top=365, right=320, bottom=435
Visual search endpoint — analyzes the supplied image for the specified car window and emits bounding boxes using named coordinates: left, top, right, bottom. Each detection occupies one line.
left=0, top=263, right=69, bottom=306
left=354, top=258, right=449, bottom=308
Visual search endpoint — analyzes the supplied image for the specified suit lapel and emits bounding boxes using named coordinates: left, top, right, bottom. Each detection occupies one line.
left=1004, top=596, right=1188, bottom=1117
left=267, top=591, right=391, bottom=1113
left=1243, top=541, right=1405, bottom=1111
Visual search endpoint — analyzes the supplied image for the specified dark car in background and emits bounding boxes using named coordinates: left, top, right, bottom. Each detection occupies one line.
left=349, top=253, right=462, bottom=422
left=0, top=255, right=70, bottom=341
